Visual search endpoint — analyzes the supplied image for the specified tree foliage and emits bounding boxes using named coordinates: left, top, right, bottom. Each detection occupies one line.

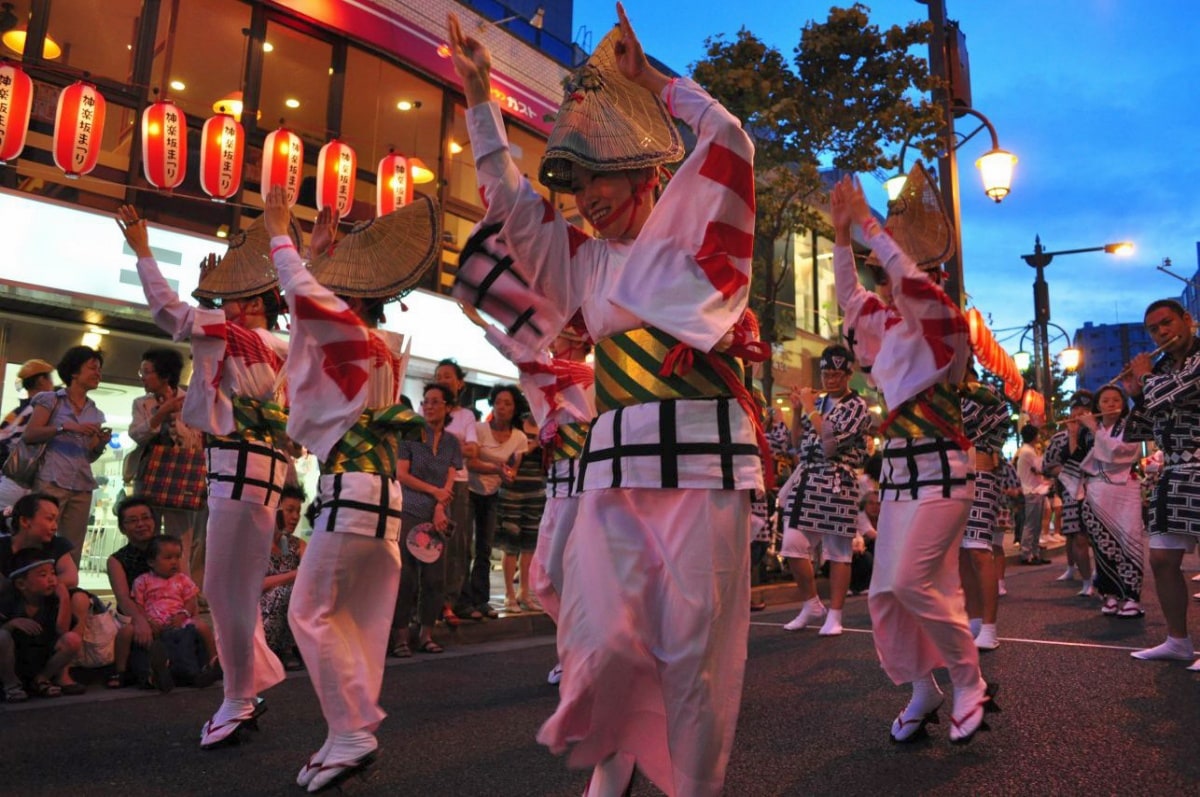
left=690, top=4, right=942, bottom=398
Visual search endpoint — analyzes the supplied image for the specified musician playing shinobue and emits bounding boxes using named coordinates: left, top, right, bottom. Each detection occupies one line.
left=1121, top=299, right=1200, bottom=669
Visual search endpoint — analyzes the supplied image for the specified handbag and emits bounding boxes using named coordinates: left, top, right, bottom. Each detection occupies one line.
left=139, top=439, right=207, bottom=511
left=74, top=599, right=121, bottom=669
left=2, top=395, right=61, bottom=488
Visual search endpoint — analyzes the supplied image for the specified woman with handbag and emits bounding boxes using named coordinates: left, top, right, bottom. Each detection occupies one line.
left=117, top=207, right=293, bottom=750
left=21, top=346, right=112, bottom=567
left=130, top=347, right=206, bottom=585
left=0, top=359, right=56, bottom=511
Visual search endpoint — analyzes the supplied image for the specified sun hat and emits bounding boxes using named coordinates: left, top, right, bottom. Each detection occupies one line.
left=16, top=359, right=54, bottom=381
left=193, top=213, right=301, bottom=301
left=878, top=161, right=956, bottom=271
left=308, top=195, right=440, bottom=301
left=7, top=549, right=56, bottom=580
left=537, top=27, right=684, bottom=193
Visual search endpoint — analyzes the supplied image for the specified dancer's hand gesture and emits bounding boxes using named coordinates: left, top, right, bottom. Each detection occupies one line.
left=447, top=13, right=492, bottom=107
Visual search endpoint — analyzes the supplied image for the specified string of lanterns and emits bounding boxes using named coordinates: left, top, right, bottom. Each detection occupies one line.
left=966, top=306, right=1045, bottom=419
left=0, top=62, right=417, bottom=216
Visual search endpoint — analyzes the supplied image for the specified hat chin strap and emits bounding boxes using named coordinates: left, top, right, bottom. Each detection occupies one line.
left=591, top=176, right=657, bottom=239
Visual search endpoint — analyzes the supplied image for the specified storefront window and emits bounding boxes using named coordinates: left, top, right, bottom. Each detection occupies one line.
left=38, top=0, right=142, bottom=81
left=260, top=20, right=332, bottom=144
left=342, top=46, right=443, bottom=212
left=151, top=0, right=250, bottom=123
left=446, top=103, right=480, bottom=211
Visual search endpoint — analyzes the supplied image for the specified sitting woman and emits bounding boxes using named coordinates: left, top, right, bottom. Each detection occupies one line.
left=105, top=497, right=160, bottom=688
left=260, top=485, right=307, bottom=670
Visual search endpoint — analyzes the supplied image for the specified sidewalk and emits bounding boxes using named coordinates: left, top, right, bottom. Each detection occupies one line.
left=77, top=535, right=1070, bottom=650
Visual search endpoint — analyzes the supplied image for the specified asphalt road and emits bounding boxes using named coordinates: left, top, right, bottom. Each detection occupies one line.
left=4, top=553, right=1199, bottom=796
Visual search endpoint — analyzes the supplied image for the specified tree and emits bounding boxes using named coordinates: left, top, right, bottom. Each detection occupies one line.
left=690, top=4, right=942, bottom=401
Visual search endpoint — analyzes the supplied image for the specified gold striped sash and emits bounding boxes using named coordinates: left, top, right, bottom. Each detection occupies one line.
left=323, top=405, right=425, bottom=477
left=551, top=422, right=590, bottom=462
left=594, top=328, right=743, bottom=414
left=212, top=396, right=289, bottom=446
left=881, top=383, right=967, bottom=447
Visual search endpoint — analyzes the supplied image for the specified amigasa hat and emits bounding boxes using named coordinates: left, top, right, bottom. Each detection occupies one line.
left=880, top=161, right=956, bottom=271
left=193, top=213, right=301, bottom=301
left=538, top=27, right=684, bottom=193
left=308, top=196, right=440, bottom=301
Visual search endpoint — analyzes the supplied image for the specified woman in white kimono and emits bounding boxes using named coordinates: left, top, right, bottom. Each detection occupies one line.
left=118, top=207, right=293, bottom=749
left=447, top=4, right=765, bottom=794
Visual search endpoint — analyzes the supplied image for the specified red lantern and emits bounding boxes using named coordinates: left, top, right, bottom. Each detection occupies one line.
left=376, top=150, right=412, bottom=216
left=200, top=114, right=244, bottom=201
left=261, top=126, right=303, bottom=207
left=53, top=81, right=106, bottom=177
left=141, top=100, right=187, bottom=189
left=316, top=139, right=356, bottom=217
left=0, top=62, right=34, bottom=163
left=966, top=307, right=983, bottom=349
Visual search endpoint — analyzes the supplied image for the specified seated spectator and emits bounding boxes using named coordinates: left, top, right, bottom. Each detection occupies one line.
left=850, top=488, right=879, bottom=595
left=260, top=485, right=306, bottom=670
left=0, top=359, right=57, bottom=510
left=105, top=497, right=158, bottom=687
left=131, top=535, right=219, bottom=690
left=0, top=549, right=83, bottom=699
left=0, top=492, right=91, bottom=692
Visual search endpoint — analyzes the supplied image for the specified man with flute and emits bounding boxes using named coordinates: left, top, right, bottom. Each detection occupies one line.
left=1122, top=299, right=1200, bottom=669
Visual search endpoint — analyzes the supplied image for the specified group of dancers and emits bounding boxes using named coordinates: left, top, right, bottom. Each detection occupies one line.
left=104, top=3, right=1199, bottom=794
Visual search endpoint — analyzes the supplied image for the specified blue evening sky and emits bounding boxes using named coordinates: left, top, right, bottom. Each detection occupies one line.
left=572, top=0, right=1200, bottom=356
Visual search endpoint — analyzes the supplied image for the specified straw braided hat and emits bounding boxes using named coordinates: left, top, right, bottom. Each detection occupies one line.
left=308, top=195, right=440, bottom=301
left=878, top=161, right=956, bottom=271
left=538, top=27, right=684, bottom=193
left=194, top=213, right=301, bottom=301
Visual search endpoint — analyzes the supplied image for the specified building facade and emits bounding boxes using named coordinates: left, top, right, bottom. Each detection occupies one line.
left=0, top=0, right=586, bottom=576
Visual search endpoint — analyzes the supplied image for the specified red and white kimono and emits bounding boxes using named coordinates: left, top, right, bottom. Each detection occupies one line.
left=834, top=229, right=982, bottom=691
left=270, top=237, right=408, bottom=740
left=465, top=77, right=760, bottom=797
left=480, top=324, right=594, bottom=621
left=136, top=256, right=289, bottom=704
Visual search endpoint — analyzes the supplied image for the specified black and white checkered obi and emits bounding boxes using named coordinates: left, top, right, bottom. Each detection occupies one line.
left=781, top=463, right=860, bottom=539
left=575, top=398, right=763, bottom=492
left=546, top=457, right=580, bottom=499
left=205, top=437, right=290, bottom=508
left=964, top=470, right=1001, bottom=545
left=311, top=472, right=404, bottom=542
left=880, top=436, right=973, bottom=502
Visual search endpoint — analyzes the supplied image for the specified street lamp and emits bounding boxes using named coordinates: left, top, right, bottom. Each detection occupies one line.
left=1021, top=235, right=1134, bottom=415
left=883, top=109, right=1016, bottom=203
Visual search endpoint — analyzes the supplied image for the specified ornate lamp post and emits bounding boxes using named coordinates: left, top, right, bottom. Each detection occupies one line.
left=1021, top=236, right=1134, bottom=415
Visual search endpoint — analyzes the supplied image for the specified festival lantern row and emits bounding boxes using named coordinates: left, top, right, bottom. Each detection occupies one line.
left=0, top=66, right=416, bottom=216
left=966, top=306, right=1050, bottom=423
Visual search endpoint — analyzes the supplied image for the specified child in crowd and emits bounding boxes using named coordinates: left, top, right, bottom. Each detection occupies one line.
left=131, top=535, right=219, bottom=689
left=0, top=550, right=82, bottom=700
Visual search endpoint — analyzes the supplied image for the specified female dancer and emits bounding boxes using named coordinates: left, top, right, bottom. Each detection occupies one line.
left=448, top=4, right=764, bottom=793
left=263, top=187, right=435, bottom=791
left=118, top=207, right=291, bottom=748
left=1077, top=385, right=1145, bottom=617
left=1043, top=392, right=1096, bottom=598
left=832, top=168, right=997, bottom=745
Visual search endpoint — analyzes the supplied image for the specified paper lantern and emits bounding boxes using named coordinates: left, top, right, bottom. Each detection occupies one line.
left=376, top=150, right=412, bottom=217
left=316, top=139, right=356, bottom=217
left=0, top=62, right=34, bottom=163
left=141, top=100, right=187, bottom=189
left=53, top=81, right=106, bottom=177
left=200, top=113, right=244, bottom=201
left=261, top=126, right=303, bottom=207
